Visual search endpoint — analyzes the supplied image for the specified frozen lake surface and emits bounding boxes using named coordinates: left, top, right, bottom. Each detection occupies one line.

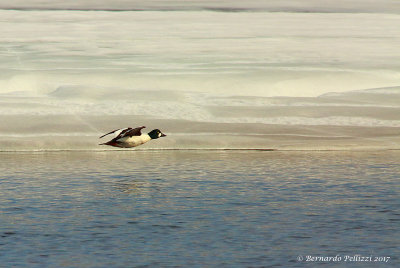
left=1, top=4, right=399, bottom=150
left=1, top=151, right=399, bottom=267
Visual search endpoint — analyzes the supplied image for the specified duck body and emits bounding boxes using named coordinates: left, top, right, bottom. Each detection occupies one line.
left=115, top=134, right=152, bottom=148
left=99, top=126, right=166, bottom=148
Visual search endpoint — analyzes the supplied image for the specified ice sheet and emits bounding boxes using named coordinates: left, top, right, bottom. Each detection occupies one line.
left=0, top=5, right=399, bottom=150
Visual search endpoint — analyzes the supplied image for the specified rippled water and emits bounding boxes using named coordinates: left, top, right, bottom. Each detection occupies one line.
left=1, top=151, right=399, bottom=267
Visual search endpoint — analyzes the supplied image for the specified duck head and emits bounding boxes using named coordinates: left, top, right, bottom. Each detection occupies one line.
left=148, top=129, right=167, bottom=139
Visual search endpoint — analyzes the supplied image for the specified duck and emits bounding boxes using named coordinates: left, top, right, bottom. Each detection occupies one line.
left=99, top=126, right=166, bottom=148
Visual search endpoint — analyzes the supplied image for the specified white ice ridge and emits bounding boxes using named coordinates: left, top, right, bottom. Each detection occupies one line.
left=210, top=116, right=400, bottom=128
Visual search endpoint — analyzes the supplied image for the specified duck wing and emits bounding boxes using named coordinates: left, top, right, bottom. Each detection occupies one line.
left=99, top=127, right=130, bottom=139
left=99, top=126, right=146, bottom=140
left=122, top=126, right=146, bottom=137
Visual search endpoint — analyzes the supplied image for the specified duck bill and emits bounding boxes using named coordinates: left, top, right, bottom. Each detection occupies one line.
left=161, top=133, right=167, bottom=137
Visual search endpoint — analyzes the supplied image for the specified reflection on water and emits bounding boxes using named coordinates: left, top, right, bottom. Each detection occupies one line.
left=0, top=151, right=399, bottom=267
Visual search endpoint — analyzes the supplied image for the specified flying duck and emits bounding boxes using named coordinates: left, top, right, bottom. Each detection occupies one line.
left=99, top=126, right=166, bottom=148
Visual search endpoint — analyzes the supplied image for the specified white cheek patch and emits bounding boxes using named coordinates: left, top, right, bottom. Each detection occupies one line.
left=158, top=132, right=162, bottom=137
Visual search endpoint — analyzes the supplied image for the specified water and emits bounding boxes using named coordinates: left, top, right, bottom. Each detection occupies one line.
left=1, top=1, right=400, bottom=150
left=1, top=151, right=399, bottom=267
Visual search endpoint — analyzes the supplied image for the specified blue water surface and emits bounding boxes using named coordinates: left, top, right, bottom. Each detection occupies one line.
left=0, top=151, right=399, bottom=267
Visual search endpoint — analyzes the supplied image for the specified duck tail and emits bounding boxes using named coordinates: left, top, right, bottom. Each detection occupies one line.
left=99, top=141, right=112, bottom=146
left=99, top=141, right=120, bottom=147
